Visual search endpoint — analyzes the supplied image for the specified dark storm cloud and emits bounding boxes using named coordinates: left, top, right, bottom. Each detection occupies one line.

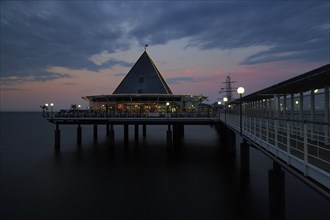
left=131, top=1, right=329, bottom=64
left=1, top=1, right=133, bottom=80
left=1, top=1, right=328, bottom=84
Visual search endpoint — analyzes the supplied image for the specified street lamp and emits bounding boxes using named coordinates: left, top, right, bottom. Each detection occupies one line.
left=217, top=101, right=221, bottom=120
left=223, top=97, right=228, bottom=124
left=45, top=103, right=49, bottom=117
left=50, top=103, right=54, bottom=117
left=237, top=86, right=245, bottom=135
left=41, top=103, right=48, bottom=117
left=166, top=102, right=170, bottom=117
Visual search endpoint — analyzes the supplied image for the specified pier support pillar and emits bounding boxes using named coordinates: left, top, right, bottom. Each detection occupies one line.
left=93, top=124, right=98, bottom=141
left=77, top=124, right=82, bottom=146
left=109, top=126, right=115, bottom=146
left=218, top=122, right=227, bottom=146
left=124, top=124, right=129, bottom=146
left=143, top=124, right=147, bottom=138
left=268, top=161, right=285, bottom=220
left=222, top=127, right=235, bottom=154
left=55, top=124, right=60, bottom=150
left=223, top=126, right=229, bottom=146
left=240, top=139, right=249, bottom=179
left=180, top=124, right=184, bottom=137
left=167, top=124, right=173, bottom=148
left=229, top=129, right=236, bottom=155
left=135, top=124, right=139, bottom=142
left=106, top=123, right=110, bottom=137
left=174, top=124, right=182, bottom=145
left=173, top=124, right=179, bottom=146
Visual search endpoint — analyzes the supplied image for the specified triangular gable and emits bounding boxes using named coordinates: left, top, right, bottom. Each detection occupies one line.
left=113, top=51, right=173, bottom=94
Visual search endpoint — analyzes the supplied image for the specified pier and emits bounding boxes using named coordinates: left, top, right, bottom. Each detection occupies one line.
left=44, top=65, right=330, bottom=200
left=44, top=52, right=330, bottom=200
left=48, top=115, right=220, bottom=149
left=221, top=64, right=330, bottom=197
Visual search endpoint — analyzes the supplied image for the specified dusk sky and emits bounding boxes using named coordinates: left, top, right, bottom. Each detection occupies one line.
left=1, top=0, right=329, bottom=111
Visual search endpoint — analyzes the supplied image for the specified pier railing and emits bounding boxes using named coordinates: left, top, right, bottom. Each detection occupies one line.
left=43, top=111, right=218, bottom=119
left=220, top=113, right=330, bottom=189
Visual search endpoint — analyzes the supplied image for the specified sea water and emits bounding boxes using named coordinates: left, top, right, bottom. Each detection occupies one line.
left=0, top=112, right=328, bottom=220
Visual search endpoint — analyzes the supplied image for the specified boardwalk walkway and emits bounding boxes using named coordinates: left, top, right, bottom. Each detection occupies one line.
left=221, top=64, right=330, bottom=190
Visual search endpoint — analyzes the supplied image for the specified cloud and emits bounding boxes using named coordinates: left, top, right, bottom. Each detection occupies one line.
left=136, top=1, right=330, bottom=64
left=167, top=76, right=196, bottom=85
left=1, top=0, right=328, bottom=85
left=131, top=1, right=329, bottom=64
left=113, top=73, right=126, bottom=77
left=88, top=50, right=133, bottom=67
left=0, top=72, right=72, bottom=85
left=63, top=82, right=76, bottom=86
left=1, top=1, right=133, bottom=81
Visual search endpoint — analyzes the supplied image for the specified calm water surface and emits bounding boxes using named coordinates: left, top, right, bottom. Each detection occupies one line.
left=0, top=112, right=328, bottom=220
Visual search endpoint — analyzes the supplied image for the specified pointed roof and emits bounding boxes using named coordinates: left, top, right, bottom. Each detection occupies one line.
left=113, top=51, right=173, bottom=94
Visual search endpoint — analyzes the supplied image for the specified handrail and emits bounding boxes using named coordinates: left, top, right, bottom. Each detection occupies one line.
left=220, top=113, right=330, bottom=189
left=220, top=111, right=330, bottom=126
left=42, top=111, right=218, bottom=119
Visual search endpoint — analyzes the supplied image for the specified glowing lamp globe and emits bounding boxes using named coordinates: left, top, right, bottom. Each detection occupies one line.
left=237, top=87, right=245, bottom=94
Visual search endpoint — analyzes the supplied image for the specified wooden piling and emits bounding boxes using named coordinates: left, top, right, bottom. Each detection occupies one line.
left=55, top=123, right=60, bottom=150
left=135, top=124, right=139, bottom=141
left=167, top=124, right=172, bottom=148
left=77, top=124, right=82, bottom=146
left=93, top=124, right=98, bottom=141
left=106, top=123, right=110, bottom=137
left=268, top=161, right=285, bottom=220
left=240, top=139, right=249, bottom=178
left=124, top=124, right=129, bottom=146
left=143, top=124, right=147, bottom=138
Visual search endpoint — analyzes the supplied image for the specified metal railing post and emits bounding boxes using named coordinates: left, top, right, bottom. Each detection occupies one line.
left=325, top=86, right=329, bottom=145
left=303, top=122, right=308, bottom=175
left=286, top=120, right=291, bottom=164
left=266, top=119, right=269, bottom=143
left=254, top=117, right=257, bottom=139
left=274, top=119, right=278, bottom=147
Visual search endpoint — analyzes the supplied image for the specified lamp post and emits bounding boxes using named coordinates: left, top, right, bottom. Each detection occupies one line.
left=166, top=102, right=170, bottom=118
left=41, top=103, right=48, bottom=117
left=217, top=101, right=221, bottom=120
left=50, top=103, right=54, bottom=118
left=237, top=86, right=245, bottom=135
left=223, top=97, right=228, bottom=125
left=45, top=103, right=49, bottom=117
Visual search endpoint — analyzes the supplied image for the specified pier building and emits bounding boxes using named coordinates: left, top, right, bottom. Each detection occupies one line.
left=82, top=51, right=208, bottom=116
